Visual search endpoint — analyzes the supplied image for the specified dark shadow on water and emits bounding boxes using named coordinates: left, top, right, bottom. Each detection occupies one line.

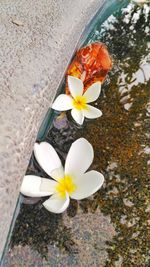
left=10, top=201, right=79, bottom=260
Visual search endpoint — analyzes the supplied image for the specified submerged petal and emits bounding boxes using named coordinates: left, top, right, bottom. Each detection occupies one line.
left=83, top=105, right=102, bottom=119
left=52, top=94, right=73, bottom=111
left=71, top=170, right=104, bottom=200
left=34, top=142, right=62, bottom=178
left=83, top=82, right=101, bottom=103
left=20, top=175, right=56, bottom=197
left=43, top=193, right=70, bottom=213
left=65, top=138, right=94, bottom=177
left=71, top=108, right=84, bottom=125
left=68, top=76, right=83, bottom=98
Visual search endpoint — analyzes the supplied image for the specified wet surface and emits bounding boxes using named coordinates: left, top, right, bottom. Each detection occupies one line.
left=1, top=1, right=150, bottom=267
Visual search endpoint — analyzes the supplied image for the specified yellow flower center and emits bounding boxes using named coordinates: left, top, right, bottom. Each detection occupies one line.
left=72, top=95, right=87, bottom=110
left=55, top=175, right=77, bottom=198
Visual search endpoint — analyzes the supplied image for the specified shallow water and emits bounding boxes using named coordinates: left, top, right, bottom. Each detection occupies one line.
left=1, top=1, right=150, bottom=267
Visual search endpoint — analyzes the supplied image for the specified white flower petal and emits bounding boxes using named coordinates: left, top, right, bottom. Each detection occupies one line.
left=83, top=82, right=101, bottom=103
left=52, top=94, right=73, bottom=111
left=65, top=138, right=94, bottom=177
left=40, top=178, right=57, bottom=193
left=43, top=193, right=70, bottom=213
left=20, top=175, right=56, bottom=197
left=34, top=142, right=62, bottom=178
left=50, top=167, right=64, bottom=181
left=71, top=171, right=104, bottom=200
left=68, top=76, right=83, bottom=98
left=83, top=105, right=102, bottom=119
left=71, top=108, right=84, bottom=125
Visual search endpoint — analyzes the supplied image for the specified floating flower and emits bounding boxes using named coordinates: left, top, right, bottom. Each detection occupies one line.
left=20, top=138, right=104, bottom=213
left=52, top=76, right=102, bottom=125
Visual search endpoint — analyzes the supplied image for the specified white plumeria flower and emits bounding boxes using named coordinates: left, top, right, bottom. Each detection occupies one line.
left=20, top=138, right=104, bottom=214
left=52, top=76, right=102, bottom=125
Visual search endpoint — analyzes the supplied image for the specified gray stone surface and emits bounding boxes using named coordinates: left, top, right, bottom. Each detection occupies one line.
left=0, top=0, right=104, bottom=257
